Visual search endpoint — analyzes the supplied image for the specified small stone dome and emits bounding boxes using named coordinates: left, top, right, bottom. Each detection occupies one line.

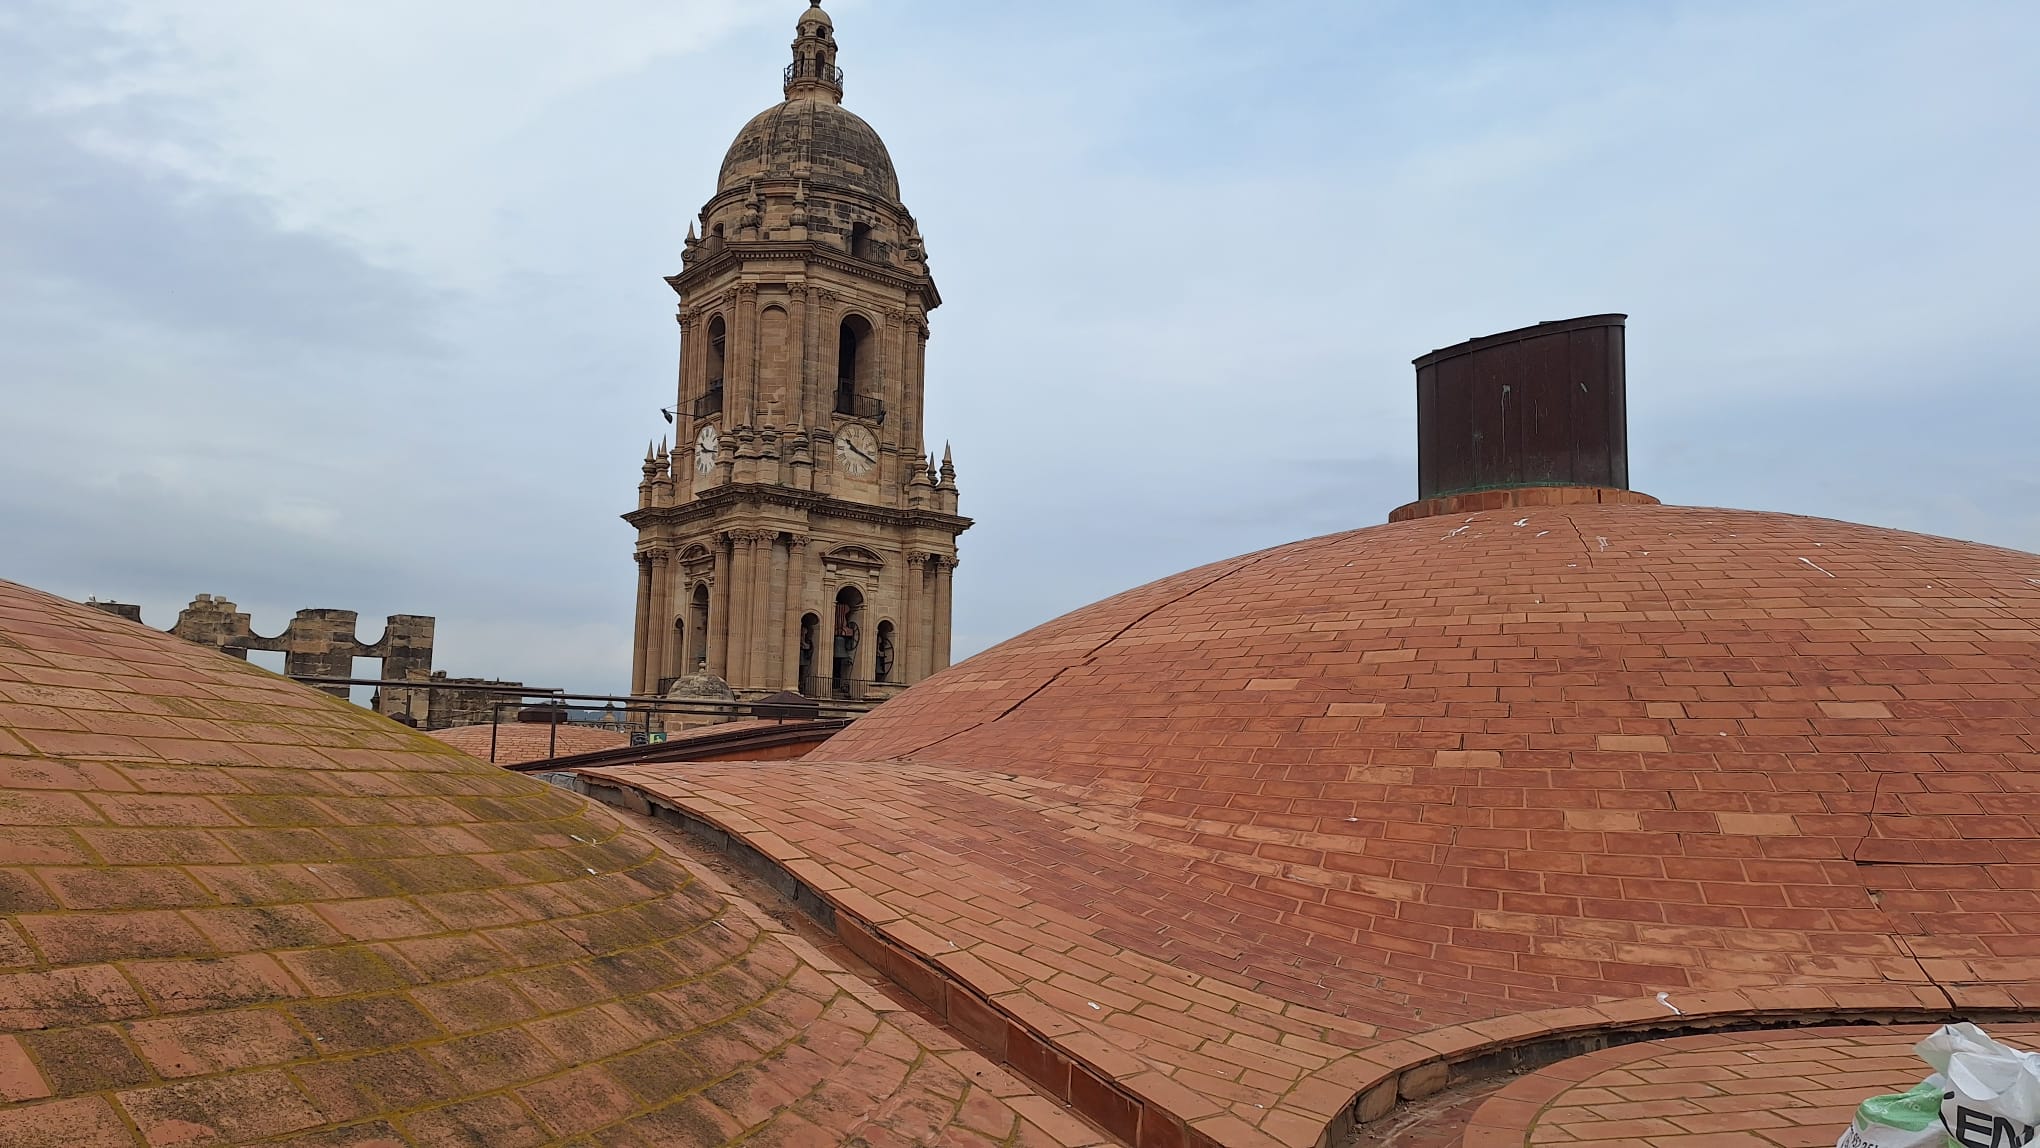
left=717, top=98, right=900, bottom=203
left=664, top=670, right=737, bottom=701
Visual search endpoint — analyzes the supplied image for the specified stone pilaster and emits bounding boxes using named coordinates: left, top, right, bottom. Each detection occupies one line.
left=726, top=532, right=755, bottom=687
left=932, top=555, right=956, bottom=673
left=754, top=534, right=775, bottom=689
left=645, top=548, right=672, bottom=695
left=904, top=552, right=930, bottom=684
left=709, top=535, right=732, bottom=678
left=631, top=554, right=654, bottom=695
left=733, top=283, right=759, bottom=425
left=782, top=536, right=810, bottom=691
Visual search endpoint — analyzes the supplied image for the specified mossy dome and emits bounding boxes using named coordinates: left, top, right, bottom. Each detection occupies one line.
left=0, top=578, right=1050, bottom=1145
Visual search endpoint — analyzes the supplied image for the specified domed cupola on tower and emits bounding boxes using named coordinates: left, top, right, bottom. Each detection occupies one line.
left=716, top=2, right=903, bottom=205
left=627, top=1, right=967, bottom=708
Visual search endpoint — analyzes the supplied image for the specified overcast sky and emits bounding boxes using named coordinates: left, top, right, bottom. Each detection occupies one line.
left=3, top=0, right=2036, bottom=695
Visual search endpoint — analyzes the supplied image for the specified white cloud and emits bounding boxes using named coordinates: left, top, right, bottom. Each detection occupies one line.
left=2, top=0, right=2036, bottom=693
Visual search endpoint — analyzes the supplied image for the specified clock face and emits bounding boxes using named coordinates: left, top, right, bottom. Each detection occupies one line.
left=835, top=424, right=878, bottom=477
left=695, top=425, right=719, bottom=475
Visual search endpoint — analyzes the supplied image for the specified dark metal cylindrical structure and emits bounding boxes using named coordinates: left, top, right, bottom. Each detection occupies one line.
left=1413, top=314, right=1629, bottom=500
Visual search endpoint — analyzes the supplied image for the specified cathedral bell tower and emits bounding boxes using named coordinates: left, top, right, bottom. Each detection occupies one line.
left=626, top=1, right=969, bottom=704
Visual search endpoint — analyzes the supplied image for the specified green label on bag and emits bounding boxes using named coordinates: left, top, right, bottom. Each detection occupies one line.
left=1858, top=1081, right=1949, bottom=1133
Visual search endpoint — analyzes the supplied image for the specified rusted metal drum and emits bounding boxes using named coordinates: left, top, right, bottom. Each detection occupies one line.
left=1413, top=314, right=1629, bottom=500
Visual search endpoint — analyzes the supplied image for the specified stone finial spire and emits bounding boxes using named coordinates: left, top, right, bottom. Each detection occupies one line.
left=784, top=2, right=844, bottom=104
left=639, top=442, right=661, bottom=508
left=938, top=442, right=956, bottom=489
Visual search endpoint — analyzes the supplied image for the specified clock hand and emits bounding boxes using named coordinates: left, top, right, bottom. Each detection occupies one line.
left=852, top=445, right=876, bottom=463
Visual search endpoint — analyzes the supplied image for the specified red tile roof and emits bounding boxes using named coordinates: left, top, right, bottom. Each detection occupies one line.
left=583, top=502, right=2040, bottom=1148
left=0, top=580, right=1103, bottom=1147
left=1454, top=1023, right=2040, bottom=1148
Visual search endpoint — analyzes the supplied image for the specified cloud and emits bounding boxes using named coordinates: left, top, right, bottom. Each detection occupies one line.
left=1, top=0, right=2035, bottom=699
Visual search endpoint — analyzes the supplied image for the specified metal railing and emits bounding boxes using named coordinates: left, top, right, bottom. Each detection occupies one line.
left=784, top=60, right=844, bottom=87
left=833, top=390, right=885, bottom=422
left=291, top=675, right=872, bottom=766
left=829, top=677, right=903, bottom=701
left=693, top=387, right=724, bottom=418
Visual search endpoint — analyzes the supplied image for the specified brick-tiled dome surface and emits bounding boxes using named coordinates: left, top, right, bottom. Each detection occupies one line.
left=1449, top=1023, right=2040, bottom=1148
left=820, top=502, right=2040, bottom=1020
left=0, top=580, right=1099, bottom=1147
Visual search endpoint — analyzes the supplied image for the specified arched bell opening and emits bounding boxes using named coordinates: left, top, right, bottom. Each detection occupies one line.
left=836, top=314, right=876, bottom=418
left=875, top=620, right=897, bottom=683
left=698, top=315, right=728, bottom=417
left=799, top=613, right=822, bottom=698
left=689, top=584, right=711, bottom=673
left=832, top=587, right=865, bottom=699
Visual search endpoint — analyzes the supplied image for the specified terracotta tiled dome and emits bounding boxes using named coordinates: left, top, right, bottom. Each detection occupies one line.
left=821, top=501, right=2040, bottom=1021
left=0, top=580, right=1077, bottom=1146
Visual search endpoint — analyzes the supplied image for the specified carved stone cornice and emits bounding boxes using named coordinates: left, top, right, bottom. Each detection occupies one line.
left=624, top=487, right=972, bottom=538
left=667, top=242, right=942, bottom=313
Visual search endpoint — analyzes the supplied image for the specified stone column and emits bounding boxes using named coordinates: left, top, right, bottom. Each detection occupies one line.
left=709, top=536, right=732, bottom=678
left=660, top=570, right=687, bottom=687
left=903, top=553, right=928, bottom=684
left=898, top=318, right=922, bottom=475
left=766, top=535, right=790, bottom=688
left=781, top=537, right=809, bottom=691
left=810, top=289, right=836, bottom=429
left=631, top=554, right=654, bottom=695
left=857, top=591, right=879, bottom=687
left=733, top=284, right=759, bottom=425
left=751, top=532, right=777, bottom=690
left=816, top=564, right=836, bottom=702
left=882, top=309, right=908, bottom=491
left=675, top=311, right=696, bottom=434
left=933, top=556, right=956, bottom=672
left=788, top=285, right=808, bottom=428
left=645, top=549, right=672, bottom=695
left=726, top=533, right=755, bottom=688
left=913, top=320, right=930, bottom=460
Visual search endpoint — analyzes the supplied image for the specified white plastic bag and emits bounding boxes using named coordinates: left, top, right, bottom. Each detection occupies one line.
left=1916, top=1024, right=2040, bottom=1148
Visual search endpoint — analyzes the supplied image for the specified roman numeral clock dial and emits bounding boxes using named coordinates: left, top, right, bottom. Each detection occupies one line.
left=835, top=424, right=878, bottom=477
left=695, top=425, right=719, bottom=475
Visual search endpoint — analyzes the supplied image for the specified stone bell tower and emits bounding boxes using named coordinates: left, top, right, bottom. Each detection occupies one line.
left=626, top=1, right=969, bottom=704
